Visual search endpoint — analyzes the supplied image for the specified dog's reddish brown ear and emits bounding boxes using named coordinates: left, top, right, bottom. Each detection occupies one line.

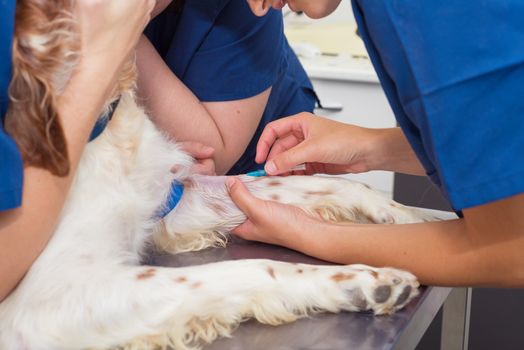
left=4, top=1, right=76, bottom=177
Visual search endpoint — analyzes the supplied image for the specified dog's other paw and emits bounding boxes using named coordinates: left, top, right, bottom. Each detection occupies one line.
left=326, top=264, right=420, bottom=315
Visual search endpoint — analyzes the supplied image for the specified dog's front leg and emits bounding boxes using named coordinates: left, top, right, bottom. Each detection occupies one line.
left=156, top=174, right=435, bottom=254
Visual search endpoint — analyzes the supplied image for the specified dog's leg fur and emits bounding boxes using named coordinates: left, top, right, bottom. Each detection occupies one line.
left=0, top=259, right=418, bottom=350
left=158, top=175, right=436, bottom=254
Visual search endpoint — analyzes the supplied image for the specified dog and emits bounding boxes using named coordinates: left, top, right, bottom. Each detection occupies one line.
left=0, top=1, right=430, bottom=349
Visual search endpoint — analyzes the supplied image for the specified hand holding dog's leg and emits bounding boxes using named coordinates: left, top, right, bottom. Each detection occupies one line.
left=226, top=177, right=320, bottom=249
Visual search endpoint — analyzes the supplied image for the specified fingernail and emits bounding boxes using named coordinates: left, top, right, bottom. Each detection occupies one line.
left=204, top=146, right=214, bottom=153
left=265, top=161, right=277, bottom=175
left=226, top=177, right=236, bottom=190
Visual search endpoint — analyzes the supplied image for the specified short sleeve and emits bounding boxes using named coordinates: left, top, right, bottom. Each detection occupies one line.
left=354, top=0, right=524, bottom=210
left=147, top=0, right=285, bottom=102
left=1, top=0, right=24, bottom=211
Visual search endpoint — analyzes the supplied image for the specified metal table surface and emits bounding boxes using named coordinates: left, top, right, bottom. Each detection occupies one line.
left=149, top=236, right=453, bottom=350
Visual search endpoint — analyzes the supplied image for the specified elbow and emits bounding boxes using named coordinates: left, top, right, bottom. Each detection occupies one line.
left=213, top=145, right=244, bottom=176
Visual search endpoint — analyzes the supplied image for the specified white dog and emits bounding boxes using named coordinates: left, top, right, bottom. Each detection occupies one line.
left=0, top=1, right=430, bottom=349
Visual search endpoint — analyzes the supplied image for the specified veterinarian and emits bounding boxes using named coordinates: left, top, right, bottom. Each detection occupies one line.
left=0, top=0, right=157, bottom=302
left=136, top=0, right=317, bottom=175
left=226, top=0, right=524, bottom=287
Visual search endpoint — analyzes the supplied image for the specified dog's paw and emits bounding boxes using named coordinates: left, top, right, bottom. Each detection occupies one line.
left=327, top=264, right=420, bottom=315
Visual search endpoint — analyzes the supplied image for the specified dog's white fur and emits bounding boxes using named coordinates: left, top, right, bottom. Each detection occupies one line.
left=0, top=3, right=433, bottom=348
left=0, top=90, right=430, bottom=350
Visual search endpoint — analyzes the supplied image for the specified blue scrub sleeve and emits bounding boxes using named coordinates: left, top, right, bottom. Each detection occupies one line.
left=354, top=0, right=524, bottom=210
left=185, top=2, right=284, bottom=101
left=147, top=0, right=286, bottom=102
left=1, top=0, right=24, bottom=211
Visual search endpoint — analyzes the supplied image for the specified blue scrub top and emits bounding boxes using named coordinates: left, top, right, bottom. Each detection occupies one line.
left=352, top=0, right=524, bottom=210
left=145, top=0, right=316, bottom=175
left=1, top=0, right=24, bottom=211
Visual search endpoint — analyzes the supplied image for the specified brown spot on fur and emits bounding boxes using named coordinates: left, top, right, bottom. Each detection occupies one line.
left=369, top=270, right=379, bottom=279
left=183, top=179, right=195, bottom=189
left=137, top=268, right=156, bottom=280
left=267, top=267, right=276, bottom=279
left=191, top=282, right=203, bottom=289
left=270, top=194, right=280, bottom=201
left=331, top=272, right=356, bottom=282
left=175, top=276, right=188, bottom=283
left=305, top=190, right=333, bottom=196
left=211, top=203, right=227, bottom=215
left=79, top=254, right=94, bottom=263
left=296, top=269, right=303, bottom=274
left=267, top=180, right=282, bottom=187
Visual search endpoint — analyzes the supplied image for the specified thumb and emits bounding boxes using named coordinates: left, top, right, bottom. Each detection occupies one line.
left=265, top=141, right=312, bottom=175
left=231, top=220, right=256, bottom=239
left=226, top=177, right=259, bottom=218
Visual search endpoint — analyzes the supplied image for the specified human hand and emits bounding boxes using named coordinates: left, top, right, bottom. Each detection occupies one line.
left=178, top=141, right=216, bottom=175
left=76, top=0, right=154, bottom=73
left=256, top=112, right=378, bottom=176
left=226, top=177, right=322, bottom=248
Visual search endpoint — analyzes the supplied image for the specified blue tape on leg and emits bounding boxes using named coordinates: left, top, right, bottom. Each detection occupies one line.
left=156, top=181, right=184, bottom=218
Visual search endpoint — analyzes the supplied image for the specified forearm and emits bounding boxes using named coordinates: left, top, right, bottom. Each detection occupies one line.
left=0, top=60, right=117, bottom=301
left=136, top=37, right=226, bottom=166
left=368, top=127, right=425, bottom=176
left=136, top=36, right=267, bottom=174
left=296, top=215, right=524, bottom=287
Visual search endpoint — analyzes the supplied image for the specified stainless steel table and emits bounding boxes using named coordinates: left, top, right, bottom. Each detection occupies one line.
left=148, top=236, right=469, bottom=350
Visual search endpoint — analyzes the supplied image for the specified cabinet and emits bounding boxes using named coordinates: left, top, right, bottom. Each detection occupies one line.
left=285, top=13, right=396, bottom=196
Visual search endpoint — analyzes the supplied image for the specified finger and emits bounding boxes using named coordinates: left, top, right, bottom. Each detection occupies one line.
left=200, top=158, right=216, bottom=174
left=226, top=177, right=260, bottom=218
left=264, top=141, right=313, bottom=176
left=192, top=161, right=216, bottom=176
left=180, top=141, right=215, bottom=159
left=255, top=116, right=303, bottom=164
left=231, top=220, right=256, bottom=240
left=323, top=164, right=352, bottom=175
left=306, top=162, right=324, bottom=175
left=266, top=134, right=301, bottom=162
left=290, top=170, right=306, bottom=176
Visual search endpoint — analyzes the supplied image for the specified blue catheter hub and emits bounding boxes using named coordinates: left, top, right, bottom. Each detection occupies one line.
left=246, top=169, right=267, bottom=177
